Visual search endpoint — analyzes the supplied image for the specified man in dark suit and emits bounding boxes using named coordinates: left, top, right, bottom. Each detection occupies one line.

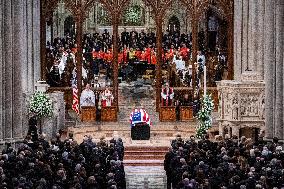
left=121, top=28, right=129, bottom=47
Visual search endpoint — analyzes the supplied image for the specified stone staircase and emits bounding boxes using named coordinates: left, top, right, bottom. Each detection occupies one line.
left=124, top=146, right=168, bottom=166
left=124, top=146, right=168, bottom=189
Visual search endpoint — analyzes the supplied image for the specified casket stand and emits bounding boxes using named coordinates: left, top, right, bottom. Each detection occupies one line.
left=131, top=122, right=150, bottom=140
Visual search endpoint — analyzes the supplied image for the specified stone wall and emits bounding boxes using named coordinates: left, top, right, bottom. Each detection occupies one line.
left=42, top=92, right=65, bottom=141
left=0, top=0, right=41, bottom=150
left=264, top=0, right=284, bottom=141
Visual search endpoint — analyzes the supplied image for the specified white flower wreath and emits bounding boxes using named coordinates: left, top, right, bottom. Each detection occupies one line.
left=29, top=91, right=53, bottom=118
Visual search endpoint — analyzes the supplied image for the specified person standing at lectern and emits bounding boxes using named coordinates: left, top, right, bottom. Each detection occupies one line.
left=101, top=86, right=114, bottom=107
left=161, top=82, right=174, bottom=106
left=80, top=84, right=96, bottom=107
left=180, top=94, right=192, bottom=106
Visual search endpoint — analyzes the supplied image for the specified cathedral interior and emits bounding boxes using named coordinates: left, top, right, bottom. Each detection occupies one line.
left=0, top=0, right=283, bottom=188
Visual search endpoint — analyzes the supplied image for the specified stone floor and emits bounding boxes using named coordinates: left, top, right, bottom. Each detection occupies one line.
left=125, top=166, right=167, bottom=189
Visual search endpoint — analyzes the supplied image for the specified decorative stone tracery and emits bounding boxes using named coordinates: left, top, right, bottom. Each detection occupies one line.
left=217, top=80, right=265, bottom=139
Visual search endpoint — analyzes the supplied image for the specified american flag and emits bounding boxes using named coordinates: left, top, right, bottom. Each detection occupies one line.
left=72, top=86, right=80, bottom=115
left=129, top=108, right=151, bottom=126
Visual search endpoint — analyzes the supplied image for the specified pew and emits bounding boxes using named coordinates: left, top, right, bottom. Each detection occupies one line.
left=81, top=106, right=96, bottom=122
left=180, top=106, right=193, bottom=121
left=159, top=106, right=176, bottom=122
left=101, top=106, right=117, bottom=122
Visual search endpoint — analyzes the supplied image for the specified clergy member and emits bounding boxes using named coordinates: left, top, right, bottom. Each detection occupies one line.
left=161, top=82, right=174, bottom=106
left=80, top=84, right=96, bottom=107
left=101, top=86, right=114, bottom=107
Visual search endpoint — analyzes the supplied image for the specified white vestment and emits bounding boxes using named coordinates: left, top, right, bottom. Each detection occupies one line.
left=174, top=59, right=186, bottom=71
left=80, top=89, right=96, bottom=107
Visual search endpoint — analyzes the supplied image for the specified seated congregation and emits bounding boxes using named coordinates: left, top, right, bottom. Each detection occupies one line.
left=0, top=132, right=125, bottom=189
left=164, top=134, right=284, bottom=189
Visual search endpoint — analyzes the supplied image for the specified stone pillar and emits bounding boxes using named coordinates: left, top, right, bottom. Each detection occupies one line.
left=0, top=0, right=4, bottom=141
left=3, top=0, right=13, bottom=140
left=42, top=92, right=65, bottom=140
left=247, top=0, right=256, bottom=72
left=33, top=0, right=41, bottom=82
left=22, top=0, right=28, bottom=93
left=274, top=0, right=284, bottom=139
left=264, top=0, right=275, bottom=139
left=241, top=0, right=249, bottom=73
left=12, top=0, right=25, bottom=140
left=233, top=0, right=243, bottom=80
left=27, top=0, right=35, bottom=92
left=256, top=0, right=265, bottom=79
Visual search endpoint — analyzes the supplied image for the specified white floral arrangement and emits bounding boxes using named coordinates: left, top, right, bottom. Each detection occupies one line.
left=124, top=5, right=142, bottom=26
left=29, top=91, right=53, bottom=118
left=196, top=94, right=214, bottom=138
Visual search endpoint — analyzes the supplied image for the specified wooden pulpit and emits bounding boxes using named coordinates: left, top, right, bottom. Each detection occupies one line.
left=101, top=106, right=117, bottom=122
left=180, top=106, right=193, bottom=121
left=81, top=106, right=96, bottom=122
left=159, top=106, right=176, bottom=122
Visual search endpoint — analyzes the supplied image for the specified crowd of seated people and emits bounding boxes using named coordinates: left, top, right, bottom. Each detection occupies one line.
left=165, top=134, right=284, bottom=189
left=0, top=131, right=125, bottom=189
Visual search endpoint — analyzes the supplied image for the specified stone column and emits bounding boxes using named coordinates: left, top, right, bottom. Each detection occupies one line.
left=3, top=0, right=13, bottom=140
left=22, top=0, right=29, bottom=93
left=264, top=1, right=275, bottom=139
left=247, top=0, right=257, bottom=72
left=27, top=0, right=35, bottom=92
left=12, top=0, right=24, bottom=140
left=256, top=0, right=265, bottom=79
left=33, top=0, right=41, bottom=83
left=233, top=0, right=243, bottom=80
left=275, top=0, right=284, bottom=139
left=0, top=0, right=4, bottom=141
left=241, top=0, right=249, bottom=73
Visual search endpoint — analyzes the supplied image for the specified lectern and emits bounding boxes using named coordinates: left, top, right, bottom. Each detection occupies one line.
left=101, top=106, right=117, bottom=122
left=81, top=106, right=96, bottom=122
left=159, top=106, right=176, bottom=122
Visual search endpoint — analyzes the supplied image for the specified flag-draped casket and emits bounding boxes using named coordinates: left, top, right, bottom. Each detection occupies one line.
left=129, top=108, right=151, bottom=140
left=129, top=108, right=151, bottom=126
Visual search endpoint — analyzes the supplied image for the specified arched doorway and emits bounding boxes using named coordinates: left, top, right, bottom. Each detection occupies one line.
left=64, top=16, right=75, bottom=37
left=240, top=127, right=260, bottom=142
left=167, top=16, right=180, bottom=34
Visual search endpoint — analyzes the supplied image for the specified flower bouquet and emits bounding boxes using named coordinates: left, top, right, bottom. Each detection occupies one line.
left=196, top=94, right=214, bottom=139
left=29, top=91, right=53, bottom=133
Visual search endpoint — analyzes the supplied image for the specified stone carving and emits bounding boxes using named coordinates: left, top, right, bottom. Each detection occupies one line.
left=217, top=80, right=265, bottom=138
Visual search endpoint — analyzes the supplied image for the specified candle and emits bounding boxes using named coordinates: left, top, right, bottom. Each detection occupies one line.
left=204, top=65, right=207, bottom=97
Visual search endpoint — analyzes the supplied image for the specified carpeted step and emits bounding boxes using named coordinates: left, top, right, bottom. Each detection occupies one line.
left=124, top=154, right=165, bottom=160
left=124, top=151, right=167, bottom=156
left=125, top=146, right=169, bottom=151
left=124, top=160, right=164, bottom=166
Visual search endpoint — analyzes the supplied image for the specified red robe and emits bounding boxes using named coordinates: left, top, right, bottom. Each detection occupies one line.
left=161, top=87, right=174, bottom=106
left=180, top=47, right=189, bottom=60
